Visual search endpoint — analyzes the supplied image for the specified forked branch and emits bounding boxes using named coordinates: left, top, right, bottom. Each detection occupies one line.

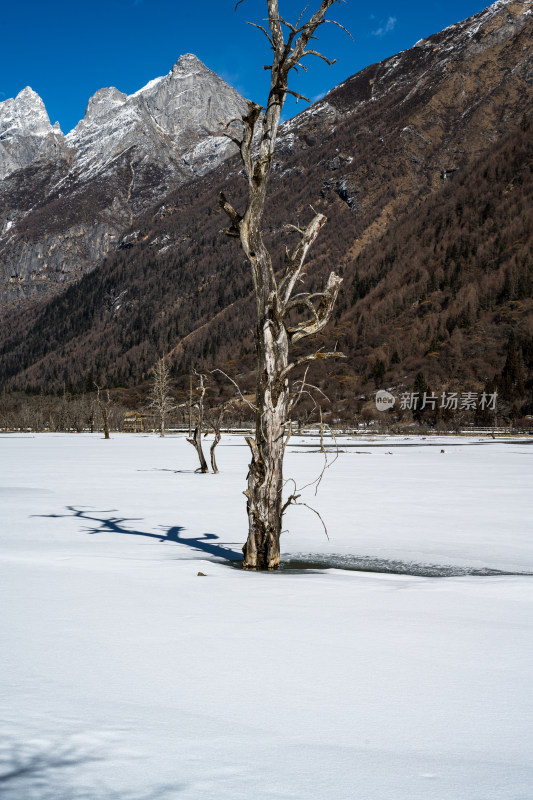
left=279, top=212, right=327, bottom=307
left=286, top=271, right=343, bottom=343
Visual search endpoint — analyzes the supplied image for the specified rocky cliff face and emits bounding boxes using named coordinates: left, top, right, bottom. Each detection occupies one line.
left=0, top=54, right=247, bottom=306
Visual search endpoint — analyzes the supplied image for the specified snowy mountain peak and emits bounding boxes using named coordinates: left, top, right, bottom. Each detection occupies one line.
left=83, top=86, right=128, bottom=123
left=15, top=86, right=42, bottom=104
left=172, top=53, right=204, bottom=73
left=138, top=53, right=247, bottom=139
left=176, top=52, right=202, bottom=65
left=16, top=85, right=38, bottom=97
left=0, top=86, right=65, bottom=180
left=0, top=86, right=59, bottom=138
left=0, top=53, right=249, bottom=298
left=65, top=54, right=246, bottom=177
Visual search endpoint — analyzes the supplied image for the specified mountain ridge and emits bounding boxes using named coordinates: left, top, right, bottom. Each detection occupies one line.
left=0, top=54, right=248, bottom=306
left=0, top=0, right=532, bottom=413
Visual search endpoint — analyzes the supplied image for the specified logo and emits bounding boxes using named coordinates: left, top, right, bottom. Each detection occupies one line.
left=375, top=390, right=395, bottom=412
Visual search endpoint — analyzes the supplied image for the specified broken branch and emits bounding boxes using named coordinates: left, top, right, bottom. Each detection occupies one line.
left=281, top=348, right=346, bottom=380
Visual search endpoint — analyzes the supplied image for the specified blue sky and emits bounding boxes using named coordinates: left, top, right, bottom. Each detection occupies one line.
left=1, top=0, right=491, bottom=133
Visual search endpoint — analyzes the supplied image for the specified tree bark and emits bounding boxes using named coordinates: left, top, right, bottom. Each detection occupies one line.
left=188, top=373, right=193, bottom=438
left=210, top=430, right=221, bottom=474
left=187, top=426, right=209, bottom=473
left=243, top=313, right=290, bottom=569
left=102, top=406, right=110, bottom=440
left=186, top=372, right=209, bottom=473
left=95, top=384, right=111, bottom=439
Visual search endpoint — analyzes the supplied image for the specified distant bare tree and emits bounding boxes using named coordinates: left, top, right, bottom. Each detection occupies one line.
left=218, top=0, right=346, bottom=569
left=186, top=371, right=209, bottom=473
left=185, top=372, right=232, bottom=474
left=94, top=383, right=111, bottom=439
left=206, top=403, right=230, bottom=474
left=149, top=356, right=175, bottom=437
left=83, top=394, right=97, bottom=433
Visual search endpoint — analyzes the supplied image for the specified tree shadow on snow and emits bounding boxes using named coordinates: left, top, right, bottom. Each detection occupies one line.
left=34, top=506, right=243, bottom=563
left=137, top=468, right=198, bottom=474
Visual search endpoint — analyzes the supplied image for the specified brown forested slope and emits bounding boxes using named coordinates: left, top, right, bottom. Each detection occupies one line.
left=0, top=0, right=532, bottom=412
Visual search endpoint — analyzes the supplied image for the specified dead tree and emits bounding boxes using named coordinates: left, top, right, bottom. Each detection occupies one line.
left=149, top=356, right=175, bottom=437
left=318, top=406, right=326, bottom=453
left=186, top=372, right=209, bottom=473
left=207, top=406, right=225, bottom=474
left=188, top=372, right=193, bottom=438
left=218, top=0, right=346, bottom=569
left=94, top=383, right=111, bottom=440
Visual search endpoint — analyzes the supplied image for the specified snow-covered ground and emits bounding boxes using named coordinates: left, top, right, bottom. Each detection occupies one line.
left=1, top=432, right=532, bottom=799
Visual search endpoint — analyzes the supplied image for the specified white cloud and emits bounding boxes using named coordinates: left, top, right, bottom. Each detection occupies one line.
left=372, top=16, right=397, bottom=37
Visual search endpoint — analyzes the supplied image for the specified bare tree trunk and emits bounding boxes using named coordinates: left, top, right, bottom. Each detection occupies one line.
left=187, top=371, right=209, bottom=473
left=210, top=429, right=221, bottom=474
left=102, top=407, right=110, bottom=439
left=95, top=384, right=111, bottom=439
left=208, top=404, right=228, bottom=475
left=188, top=373, right=193, bottom=438
left=319, top=407, right=325, bottom=454
left=244, top=327, right=290, bottom=568
left=188, top=426, right=209, bottom=473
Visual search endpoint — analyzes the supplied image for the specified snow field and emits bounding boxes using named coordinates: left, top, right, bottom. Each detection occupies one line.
left=1, top=433, right=532, bottom=799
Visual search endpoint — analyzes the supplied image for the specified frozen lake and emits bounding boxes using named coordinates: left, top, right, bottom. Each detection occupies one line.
left=1, top=432, right=532, bottom=799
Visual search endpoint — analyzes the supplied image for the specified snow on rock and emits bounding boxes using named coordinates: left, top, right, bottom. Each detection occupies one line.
left=0, top=87, right=57, bottom=138
left=0, top=87, right=66, bottom=180
left=82, top=86, right=128, bottom=122
left=1, top=433, right=532, bottom=799
left=65, top=53, right=247, bottom=184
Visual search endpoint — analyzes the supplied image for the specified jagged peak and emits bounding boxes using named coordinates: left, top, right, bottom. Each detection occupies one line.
left=128, top=55, right=207, bottom=101
left=173, top=53, right=205, bottom=71
left=83, top=86, right=128, bottom=121
left=0, top=85, right=61, bottom=137
left=0, top=86, right=46, bottom=113
left=16, top=86, right=43, bottom=103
